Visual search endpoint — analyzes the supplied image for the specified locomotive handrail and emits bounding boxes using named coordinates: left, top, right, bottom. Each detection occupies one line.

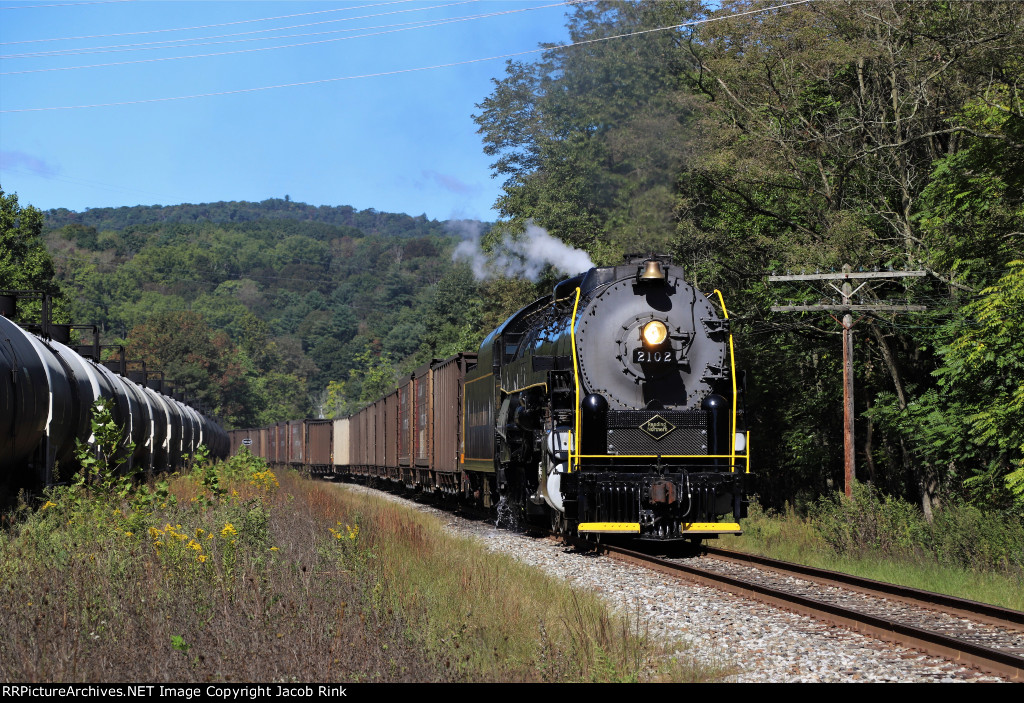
left=570, top=286, right=582, bottom=473
left=713, top=289, right=739, bottom=473
left=500, top=381, right=549, bottom=396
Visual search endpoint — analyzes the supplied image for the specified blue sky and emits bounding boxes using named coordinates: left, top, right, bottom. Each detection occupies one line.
left=0, top=0, right=575, bottom=221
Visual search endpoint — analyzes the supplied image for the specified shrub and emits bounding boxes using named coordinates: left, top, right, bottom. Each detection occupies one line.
left=926, top=503, right=1024, bottom=572
left=810, top=482, right=928, bottom=560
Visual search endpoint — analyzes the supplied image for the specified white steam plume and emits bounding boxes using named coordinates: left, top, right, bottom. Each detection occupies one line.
left=451, top=220, right=594, bottom=281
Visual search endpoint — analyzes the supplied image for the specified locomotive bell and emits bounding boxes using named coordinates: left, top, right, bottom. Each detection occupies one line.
left=639, top=259, right=666, bottom=282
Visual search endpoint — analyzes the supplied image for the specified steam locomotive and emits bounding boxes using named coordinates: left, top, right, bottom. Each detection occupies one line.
left=234, top=255, right=750, bottom=541
left=465, top=254, right=749, bottom=539
left=0, top=311, right=229, bottom=499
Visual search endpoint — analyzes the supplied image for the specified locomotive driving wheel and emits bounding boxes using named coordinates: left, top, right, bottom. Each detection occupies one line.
left=550, top=510, right=564, bottom=535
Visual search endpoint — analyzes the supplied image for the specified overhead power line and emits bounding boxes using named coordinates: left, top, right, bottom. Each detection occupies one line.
left=0, top=0, right=133, bottom=9
left=0, top=1, right=573, bottom=74
left=1, top=0, right=483, bottom=58
left=0, top=0, right=815, bottom=113
left=0, top=0, right=418, bottom=43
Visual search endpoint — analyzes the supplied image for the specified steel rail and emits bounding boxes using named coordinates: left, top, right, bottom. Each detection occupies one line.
left=701, top=545, right=1024, bottom=631
left=591, top=542, right=1024, bottom=681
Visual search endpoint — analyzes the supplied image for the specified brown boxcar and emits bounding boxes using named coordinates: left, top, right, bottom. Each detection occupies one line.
left=267, top=425, right=278, bottom=464
left=384, top=390, right=399, bottom=475
left=397, top=374, right=412, bottom=468
left=413, top=360, right=433, bottom=469
left=275, top=422, right=288, bottom=466
left=409, top=362, right=434, bottom=489
left=372, top=399, right=385, bottom=474
left=364, top=404, right=374, bottom=472
left=333, top=417, right=350, bottom=470
left=228, top=430, right=242, bottom=456
left=350, top=407, right=366, bottom=471
left=288, top=420, right=304, bottom=465
left=433, top=352, right=477, bottom=474
left=258, top=426, right=270, bottom=461
left=306, top=419, right=333, bottom=475
left=361, top=404, right=372, bottom=474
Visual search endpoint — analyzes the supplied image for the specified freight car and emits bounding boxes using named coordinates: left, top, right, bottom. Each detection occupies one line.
left=0, top=313, right=229, bottom=498
left=234, top=255, right=750, bottom=541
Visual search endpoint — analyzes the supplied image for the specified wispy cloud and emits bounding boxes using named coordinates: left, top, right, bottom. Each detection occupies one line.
left=0, top=150, right=59, bottom=178
left=422, top=170, right=477, bottom=196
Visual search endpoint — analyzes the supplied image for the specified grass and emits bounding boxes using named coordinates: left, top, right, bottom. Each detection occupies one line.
left=716, top=492, right=1024, bottom=612
left=318, top=482, right=734, bottom=682
left=0, top=451, right=732, bottom=683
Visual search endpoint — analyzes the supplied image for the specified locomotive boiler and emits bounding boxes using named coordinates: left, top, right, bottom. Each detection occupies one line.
left=462, top=255, right=749, bottom=539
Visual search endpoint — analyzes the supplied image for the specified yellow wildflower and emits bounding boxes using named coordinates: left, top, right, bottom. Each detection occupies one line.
left=221, top=523, right=238, bottom=537
left=41, top=501, right=57, bottom=511
left=187, top=540, right=202, bottom=552
left=197, top=555, right=208, bottom=563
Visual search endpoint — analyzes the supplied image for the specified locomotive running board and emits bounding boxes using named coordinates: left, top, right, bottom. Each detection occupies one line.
left=680, top=522, right=743, bottom=535
left=578, top=523, right=640, bottom=533
left=576, top=522, right=743, bottom=535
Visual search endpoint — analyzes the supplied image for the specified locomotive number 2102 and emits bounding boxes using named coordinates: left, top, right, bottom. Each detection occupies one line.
left=632, top=348, right=676, bottom=364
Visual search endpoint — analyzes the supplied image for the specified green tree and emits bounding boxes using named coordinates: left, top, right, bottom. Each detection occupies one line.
left=941, top=262, right=1024, bottom=509
left=126, top=311, right=257, bottom=427
left=1, top=189, right=63, bottom=321
left=354, top=346, right=397, bottom=406
left=474, top=0, right=699, bottom=260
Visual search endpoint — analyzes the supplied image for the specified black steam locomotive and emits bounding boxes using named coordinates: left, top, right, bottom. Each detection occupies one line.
left=463, top=255, right=749, bottom=539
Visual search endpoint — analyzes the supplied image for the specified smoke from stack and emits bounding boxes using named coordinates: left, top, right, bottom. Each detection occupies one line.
left=451, top=220, right=594, bottom=280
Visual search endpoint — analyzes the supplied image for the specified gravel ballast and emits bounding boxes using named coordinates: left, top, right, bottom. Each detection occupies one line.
left=340, top=483, right=1007, bottom=682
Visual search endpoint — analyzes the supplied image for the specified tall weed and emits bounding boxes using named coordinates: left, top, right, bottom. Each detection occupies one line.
left=811, top=482, right=929, bottom=560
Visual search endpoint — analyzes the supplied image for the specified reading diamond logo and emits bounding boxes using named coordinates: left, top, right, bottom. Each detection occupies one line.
left=640, top=414, right=676, bottom=441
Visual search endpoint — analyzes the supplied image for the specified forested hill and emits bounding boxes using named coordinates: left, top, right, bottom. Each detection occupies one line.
left=44, top=198, right=448, bottom=240
left=33, top=198, right=524, bottom=432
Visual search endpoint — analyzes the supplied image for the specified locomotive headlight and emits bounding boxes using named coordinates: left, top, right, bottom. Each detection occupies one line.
left=642, top=320, right=668, bottom=346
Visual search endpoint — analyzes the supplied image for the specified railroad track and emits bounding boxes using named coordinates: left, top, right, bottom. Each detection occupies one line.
left=588, top=542, right=1024, bottom=681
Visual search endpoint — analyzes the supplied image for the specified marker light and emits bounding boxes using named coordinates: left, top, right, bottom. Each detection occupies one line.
left=642, top=320, right=668, bottom=346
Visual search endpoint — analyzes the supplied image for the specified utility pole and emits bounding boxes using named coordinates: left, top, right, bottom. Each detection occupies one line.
left=768, top=266, right=927, bottom=497
left=841, top=269, right=854, bottom=498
